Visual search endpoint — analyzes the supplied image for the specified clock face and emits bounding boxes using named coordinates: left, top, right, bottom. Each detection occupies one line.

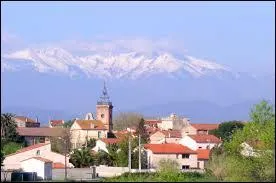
left=101, top=114, right=105, bottom=118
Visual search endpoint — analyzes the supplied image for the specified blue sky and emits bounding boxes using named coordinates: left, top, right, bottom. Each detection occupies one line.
left=2, top=1, right=275, bottom=74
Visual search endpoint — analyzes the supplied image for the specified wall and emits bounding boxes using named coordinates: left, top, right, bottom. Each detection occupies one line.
left=21, top=159, right=45, bottom=180
left=71, top=129, right=107, bottom=148
left=147, top=150, right=198, bottom=169
left=197, top=143, right=217, bottom=150
left=181, top=125, right=197, bottom=135
left=52, top=166, right=129, bottom=180
left=150, top=132, right=165, bottom=144
left=179, top=136, right=198, bottom=151
left=92, top=140, right=108, bottom=153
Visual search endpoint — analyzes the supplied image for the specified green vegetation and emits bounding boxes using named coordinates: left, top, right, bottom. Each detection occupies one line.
left=1, top=149, right=4, bottom=166
left=1, top=113, right=23, bottom=144
left=86, top=138, right=96, bottom=149
left=207, top=100, right=275, bottom=182
left=69, top=147, right=94, bottom=168
left=103, top=172, right=217, bottom=182
left=209, top=120, right=244, bottom=141
left=63, top=120, right=74, bottom=128
left=2, top=142, right=23, bottom=155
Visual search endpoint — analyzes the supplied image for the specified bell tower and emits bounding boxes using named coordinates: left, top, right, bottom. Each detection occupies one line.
left=96, top=82, right=113, bottom=132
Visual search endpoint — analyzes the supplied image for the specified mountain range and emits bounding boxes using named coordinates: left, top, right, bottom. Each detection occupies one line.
left=1, top=45, right=275, bottom=124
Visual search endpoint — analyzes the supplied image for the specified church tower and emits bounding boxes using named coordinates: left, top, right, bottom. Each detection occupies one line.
left=96, top=82, right=113, bottom=132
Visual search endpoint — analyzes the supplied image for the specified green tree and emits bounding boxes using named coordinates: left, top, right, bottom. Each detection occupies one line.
left=250, top=100, right=275, bottom=124
left=207, top=100, right=275, bottom=182
left=1, top=113, right=22, bottom=143
left=69, top=147, right=94, bottom=168
left=1, top=150, right=4, bottom=166
left=209, top=121, right=244, bottom=142
left=135, top=118, right=149, bottom=144
left=63, top=120, right=74, bottom=128
left=86, top=138, right=96, bottom=149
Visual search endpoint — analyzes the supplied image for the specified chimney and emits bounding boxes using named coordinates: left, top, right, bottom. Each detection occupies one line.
left=90, top=123, right=94, bottom=129
left=168, top=132, right=171, bottom=138
left=36, top=117, right=38, bottom=123
left=25, top=117, right=28, bottom=122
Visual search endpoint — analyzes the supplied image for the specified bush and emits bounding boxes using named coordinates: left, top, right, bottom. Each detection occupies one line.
left=3, top=142, right=23, bottom=155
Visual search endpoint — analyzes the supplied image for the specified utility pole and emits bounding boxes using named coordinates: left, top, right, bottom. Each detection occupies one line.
left=138, top=134, right=141, bottom=172
left=128, top=134, right=131, bottom=172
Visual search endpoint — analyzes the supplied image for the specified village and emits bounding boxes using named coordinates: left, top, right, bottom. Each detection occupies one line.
left=1, top=84, right=225, bottom=181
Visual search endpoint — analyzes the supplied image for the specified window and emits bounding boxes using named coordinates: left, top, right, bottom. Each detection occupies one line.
left=198, top=147, right=202, bottom=149
left=36, top=150, right=40, bottom=156
left=207, top=145, right=210, bottom=149
left=98, top=131, right=101, bottom=138
left=182, top=154, right=189, bottom=159
left=182, top=165, right=190, bottom=170
left=176, top=154, right=179, bottom=159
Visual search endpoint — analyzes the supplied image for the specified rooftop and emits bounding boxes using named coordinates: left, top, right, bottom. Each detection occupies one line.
left=17, top=127, right=67, bottom=137
left=7, top=143, right=50, bottom=157
left=191, top=124, right=219, bottom=131
left=144, top=143, right=196, bottom=154
left=188, top=134, right=221, bottom=143
left=50, top=120, right=64, bottom=126
left=21, top=157, right=53, bottom=163
left=75, top=120, right=107, bottom=130
left=14, top=116, right=36, bottom=123
left=196, top=149, right=210, bottom=160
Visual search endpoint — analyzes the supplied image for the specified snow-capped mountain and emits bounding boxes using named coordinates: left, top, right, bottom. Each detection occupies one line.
left=2, top=47, right=234, bottom=79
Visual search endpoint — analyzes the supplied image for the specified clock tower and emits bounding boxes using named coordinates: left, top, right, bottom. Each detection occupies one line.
left=96, top=82, right=113, bottom=132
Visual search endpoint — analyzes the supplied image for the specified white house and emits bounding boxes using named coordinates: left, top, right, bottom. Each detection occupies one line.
left=3, top=143, right=73, bottom=170
left=21, top=157, right=52, bottom=180
left=92, top=138, right=121, bottom=153
left=179, top=134, right=221, bottom=151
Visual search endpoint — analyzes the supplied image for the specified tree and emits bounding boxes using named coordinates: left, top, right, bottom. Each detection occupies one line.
left=207, top=100, right=275, bottom=182
left=86, top=138, right=96, bottom=149
left=63, top=120, right=74, bottom=128
left=135, top=118, right=149, bottom=144
left=1, top=113, right=22, bottom=143
left=69, top=147, right=94, bottom=168
left=113, top=112, right=143, bottom=130
left=209, top=121, right=244, bottom=142
left=250, top=100, right=275, bottom=125
left=1, top=150, right=4, bottom=166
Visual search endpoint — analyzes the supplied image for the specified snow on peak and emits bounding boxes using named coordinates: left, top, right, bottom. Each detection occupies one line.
left=2, top=46, right=230, bottom=79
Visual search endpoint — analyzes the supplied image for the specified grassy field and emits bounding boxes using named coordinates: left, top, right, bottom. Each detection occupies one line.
left=102, top=172, right=218, bottom=182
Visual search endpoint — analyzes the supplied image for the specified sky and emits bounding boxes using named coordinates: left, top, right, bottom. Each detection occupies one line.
left=1, top=1, right=275, bottom=75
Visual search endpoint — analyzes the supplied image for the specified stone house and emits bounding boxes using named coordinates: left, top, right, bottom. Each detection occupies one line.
left=13, top=116, right=40, bottom=128
left=181, top=123, right=219, bottom=135
left=144, top=143, right=198, bottom=170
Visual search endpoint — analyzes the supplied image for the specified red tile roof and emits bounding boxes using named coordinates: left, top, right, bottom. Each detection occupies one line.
left=160, top=130, right=182, bottom=138
left=144, top=143, right=196, bottom=154
left=76, top=120, right=107, bottom=130
left=50, top=120, right=64, bottom=126
left=53, top=162, right=65, bottom=169
left=188, top=134, right=221, bottom=143
left=191, top=124, right=219, bottom=131
left=14, top=116, right=36, bottom=123
left=196, top=149, right=210, bottom=160
left=7, top=143, right=50, bottom=157
left=17, top=127, right=66, bottom=137
left=21, top=157, right=53, bottom=163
